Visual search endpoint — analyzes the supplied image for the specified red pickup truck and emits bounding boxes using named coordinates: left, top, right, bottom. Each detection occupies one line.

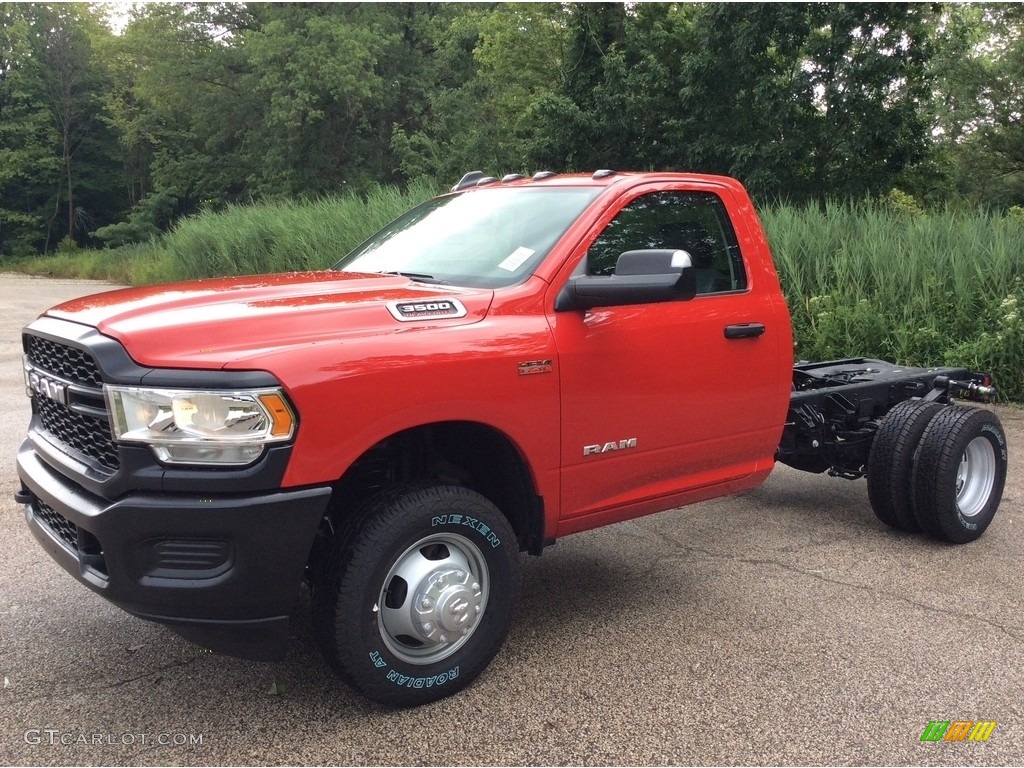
left=16, top=171, right=1008, bottom=706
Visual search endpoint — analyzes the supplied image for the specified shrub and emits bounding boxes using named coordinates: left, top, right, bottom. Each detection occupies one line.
left=11, top=186, right=1024, bottom=401
left=764, top=201, right=1024, bottom=400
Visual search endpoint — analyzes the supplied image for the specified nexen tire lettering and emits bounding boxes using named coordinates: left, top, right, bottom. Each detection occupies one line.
left=431, top=515, right=501, bottom=547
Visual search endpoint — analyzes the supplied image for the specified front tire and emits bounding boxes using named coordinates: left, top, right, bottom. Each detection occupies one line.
left=312, top=485, right=520, bottom=707
left=911, top=406, right=1008, bottom=544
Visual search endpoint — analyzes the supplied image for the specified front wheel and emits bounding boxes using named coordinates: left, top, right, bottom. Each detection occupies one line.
left=911, top=406, right=1008, bottom=544
left=312, top=485, right=520, bottom=707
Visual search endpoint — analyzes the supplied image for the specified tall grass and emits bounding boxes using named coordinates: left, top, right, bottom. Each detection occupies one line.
left=6, top=186, right=1022, bottom=400
left=763, top=201, right=1024, bottom=401
left=4, top=180, right=437, bottom=285
left=161, top=181, right=437, bottom=281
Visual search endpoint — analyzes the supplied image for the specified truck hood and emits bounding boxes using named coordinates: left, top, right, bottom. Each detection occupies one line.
left=46, top=271, right=494, bottom=369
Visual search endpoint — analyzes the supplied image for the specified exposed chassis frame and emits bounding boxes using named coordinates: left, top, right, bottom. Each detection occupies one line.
left=777, top=358, right=996, bottom=478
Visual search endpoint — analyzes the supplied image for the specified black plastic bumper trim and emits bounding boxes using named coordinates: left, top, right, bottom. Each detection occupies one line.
left=138, top=614, right=292, bottom=662
left=17, top=445, right=331, bottom=661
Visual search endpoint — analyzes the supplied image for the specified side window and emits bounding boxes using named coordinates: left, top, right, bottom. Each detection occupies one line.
left=586, top=191, right=747, bottom=294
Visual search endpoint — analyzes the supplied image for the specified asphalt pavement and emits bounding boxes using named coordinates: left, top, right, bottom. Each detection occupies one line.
left=0, top=273, right=1021, bottom=766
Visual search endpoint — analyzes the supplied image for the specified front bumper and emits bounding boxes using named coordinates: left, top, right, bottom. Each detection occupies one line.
left=17, top=439, right=331, bottom=661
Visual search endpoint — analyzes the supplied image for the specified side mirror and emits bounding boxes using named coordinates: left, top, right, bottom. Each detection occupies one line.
left=554, top=249, right=697, bottom=311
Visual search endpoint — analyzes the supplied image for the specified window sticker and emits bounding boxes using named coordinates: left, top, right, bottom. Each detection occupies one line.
left=497, top=246, right=536, bottom=272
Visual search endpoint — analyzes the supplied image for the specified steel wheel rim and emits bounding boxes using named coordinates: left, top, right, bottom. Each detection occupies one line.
left=377, top=532, right=489, bottom=665
left=956, top=436, right=996, bottom=518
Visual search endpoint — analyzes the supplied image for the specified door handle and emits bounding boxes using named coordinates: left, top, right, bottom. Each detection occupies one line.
left=724, top=323, right=766, bottom=339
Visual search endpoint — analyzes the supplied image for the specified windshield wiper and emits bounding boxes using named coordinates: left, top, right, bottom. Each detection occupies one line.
left=378, top=270, right=444, bottom=284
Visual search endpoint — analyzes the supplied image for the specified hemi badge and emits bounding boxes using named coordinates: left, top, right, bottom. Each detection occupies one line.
left=518, top=360, right=552, bottom=376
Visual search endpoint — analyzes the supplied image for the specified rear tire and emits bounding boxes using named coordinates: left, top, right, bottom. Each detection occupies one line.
left=867, top=400, right=943, bottom=532
left=911, top=406, right=1007, bottom=544
left=312, top=484, right=520, bottom=707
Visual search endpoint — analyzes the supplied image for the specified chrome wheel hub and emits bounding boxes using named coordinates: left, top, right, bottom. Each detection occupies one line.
left=956, top=435, right=996, bottom=518
left=377, top=533, right=488, bottom=665
left=414, top=568, right=483, bottom=643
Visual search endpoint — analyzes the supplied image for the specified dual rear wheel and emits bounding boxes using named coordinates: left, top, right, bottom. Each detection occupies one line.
left=867, top=402, right=1007, bottom=543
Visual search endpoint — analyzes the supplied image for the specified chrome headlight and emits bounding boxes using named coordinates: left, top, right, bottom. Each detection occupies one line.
left=105, top=386, right=296, bottom=466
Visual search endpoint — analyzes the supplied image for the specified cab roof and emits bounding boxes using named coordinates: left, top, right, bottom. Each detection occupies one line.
left=450, top=169, right=740, bottom=192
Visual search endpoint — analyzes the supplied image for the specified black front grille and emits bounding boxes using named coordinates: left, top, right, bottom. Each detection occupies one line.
left=33, top=499, right=107, bottom=574
left=35, top=396, right=120, bottom=472
left=25, top=335, right=103, bottom=387
left=34, top=499, right=79, bottom=551
left=25, top=332, right=120, bottom=474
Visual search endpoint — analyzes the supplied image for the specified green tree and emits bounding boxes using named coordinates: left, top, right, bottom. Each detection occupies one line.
left=0, top=2, right=120, bottom=254
left=117, top=3, right=260, bottom=210
left=616, top=3, right=937, bottom=201
left=445, top=3, right=939, bottom=202
left=799, top=3, right=936, bottom=199
left=8, top=0, right=1024, bottom=253
left=31, top=4, right=114, bottom=246
left=955, top=5, right=1024, bottom=206
left=0, top=4, right=58, bottom=254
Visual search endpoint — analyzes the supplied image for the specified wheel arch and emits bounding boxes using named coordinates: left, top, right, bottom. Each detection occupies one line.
left=322, top=420, right=547, bottom=556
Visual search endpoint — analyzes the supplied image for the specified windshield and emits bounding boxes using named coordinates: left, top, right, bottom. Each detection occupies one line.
left=333, top=187, right=601, bottom=288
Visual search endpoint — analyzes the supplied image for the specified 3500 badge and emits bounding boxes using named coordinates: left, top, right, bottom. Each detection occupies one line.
left=387, top=299, right=468, bottom=322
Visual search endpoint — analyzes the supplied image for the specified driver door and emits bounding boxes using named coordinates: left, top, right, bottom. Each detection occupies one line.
left=549, top=183, right=789, bottom=525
